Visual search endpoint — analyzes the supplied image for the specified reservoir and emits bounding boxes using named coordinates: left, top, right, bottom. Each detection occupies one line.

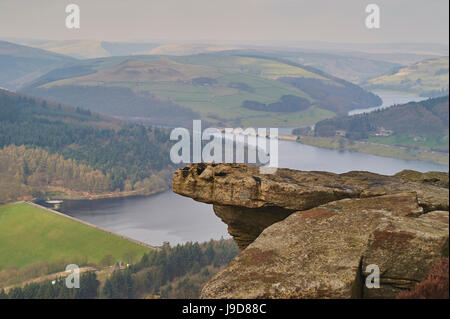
left=348, top=92, right=427, bottom=115
left=57, top=93, right=448, bottom=247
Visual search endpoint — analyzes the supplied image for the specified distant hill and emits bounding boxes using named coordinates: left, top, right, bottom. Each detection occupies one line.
left=365, top=57, right=449, bottom=97
left=313, top=96, right=449, bottom=152
left=0, top=89, right=174, bottom=203
left=6, top=39, right=445, bottom=80
left=21, top=54, right=381, bottom=127
left=4, top=39, right=111, bottom=59
left=8, top=39, right=240, bottom=59
left=228, top=50, right=402, bottom=84
left=137, top=43, right=241, bottom=56
left=0, top=40, right=74, bottom=90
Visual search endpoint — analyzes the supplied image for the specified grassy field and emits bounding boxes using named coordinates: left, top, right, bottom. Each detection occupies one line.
left=0, top=203, right=151, bottom=270
left=127, top=72, right=332, bottom=125
left=240, top=106, right=335, bottom=127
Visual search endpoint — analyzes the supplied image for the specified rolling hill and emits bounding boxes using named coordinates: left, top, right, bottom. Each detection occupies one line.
left=8, top=39, right=242, bottom=58
left=7, top=39, right=238, bottom=59
left=22, top=54, right=381, bottom=127
left=6, top=38, right=445, bottom=85
left=0, top=40, right=75, bottom=90
left=365, top=57, right=449, bottom=97
left=228, top=50, right=402, bottom=84
left=5, top=39, right=111, bottom=59
left=137, top=43, right=241, bottom=56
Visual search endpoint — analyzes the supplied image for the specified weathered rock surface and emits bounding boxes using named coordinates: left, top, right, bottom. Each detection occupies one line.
left=171, top=164, right=449, bottom=298
left=173, top=164, right=448, bottom=249
left=394, top=170, right=449, bottom=188
left=360, top=211, right=449, bottom=298
left=212, top=205, right=293, bottom=250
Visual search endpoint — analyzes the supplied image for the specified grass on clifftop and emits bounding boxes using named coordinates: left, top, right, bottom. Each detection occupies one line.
left=0, top=203, right=150, bottom=270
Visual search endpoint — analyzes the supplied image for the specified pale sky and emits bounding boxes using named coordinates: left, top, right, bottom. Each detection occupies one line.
left=0, top=0, right=448, bottom=45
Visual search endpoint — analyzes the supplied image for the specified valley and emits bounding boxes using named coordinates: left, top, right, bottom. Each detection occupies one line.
left=0, top=34, right=448, bottom=300
left=21, top=53, right=380, bottom=127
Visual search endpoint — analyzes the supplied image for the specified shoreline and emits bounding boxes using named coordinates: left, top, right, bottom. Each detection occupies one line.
left=219, top=126, right=449, bottom=167
left=296, top=135, right=449, bottom=167
left=38, top=185, right=170, bottom=202
left=0, top=186, right=170, bottom=207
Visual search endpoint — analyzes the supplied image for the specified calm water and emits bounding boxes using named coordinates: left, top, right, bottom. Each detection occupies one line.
left=277, top=139, right=446, bottom=175
left=58, top=93, right=448, bottom=246
left=59, top=192, right=229, bottom=247
left=348, top=93, right=427, bottom=115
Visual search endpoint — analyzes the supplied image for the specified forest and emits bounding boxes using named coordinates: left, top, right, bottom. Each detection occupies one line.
left=24, top=85, right=199, bottom=127
left=241, top=95, right=311, bottom=113
left=0, top=145, right=113, bottom=203
left=0, top=89, right=175, bottom=202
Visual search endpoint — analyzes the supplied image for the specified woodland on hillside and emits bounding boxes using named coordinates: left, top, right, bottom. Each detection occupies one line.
left=310, top=96, right=449, bottom=150
left=0, top=90, right=175, bottom=203
left=0, top=145, right=112, bottom=203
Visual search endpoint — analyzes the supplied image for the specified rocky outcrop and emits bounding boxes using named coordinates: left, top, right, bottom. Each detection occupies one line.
left=172, top=164, right=449, bottom=298
left=173, top=163, right=448, bottom=249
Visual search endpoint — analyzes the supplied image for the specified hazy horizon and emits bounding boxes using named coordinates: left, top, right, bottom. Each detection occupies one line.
left=1, top=0, right=448, bottom=46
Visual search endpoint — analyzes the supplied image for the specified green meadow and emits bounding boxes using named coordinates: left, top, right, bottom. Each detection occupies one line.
left=0, top=203, right=151, bottom=270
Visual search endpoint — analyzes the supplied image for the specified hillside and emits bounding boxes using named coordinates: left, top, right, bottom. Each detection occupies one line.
left=0, top=89, right=174, bottom=203
left=6, top=39, right=111, bottom=59
left=22, top=54, right=381, bottom=127
left=0, top=202, right=151, bottom=288
left=313, top=96, right=449, bottom=149
left=365, top=57, right=449, bottom=97
left=0, top=40, right=74, bottom=90
left=1, top=236, right=238, bottom=299
left=6, top=39, right=237, bottom=59
left=231, top=50, right=402, bottom=84
left=295, top=96, right=450, bottom=164
left=138, top=43, right=241, bottom=56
